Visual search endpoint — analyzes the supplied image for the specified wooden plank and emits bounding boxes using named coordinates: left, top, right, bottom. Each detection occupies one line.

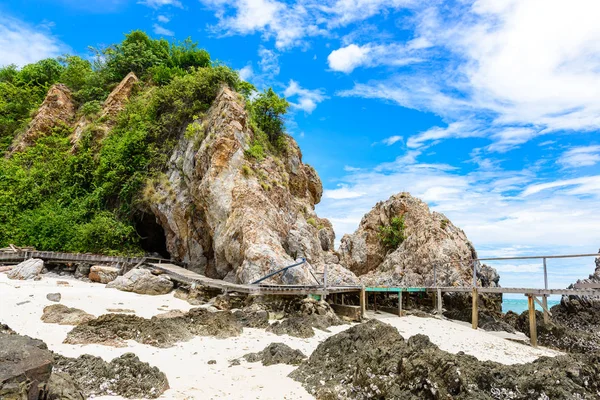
left=528, top=295, right=538, bottom=347
left=433, top=287, right=600, bottom=296
left=472, top=288, right=478, bottom=330
left=437, top=288, right=442, bottom=315
left=360, top=286, right=366, bottom=319
left=573, top=282, right=600, bottom=289
left=398, top=290, right=402, bottom=317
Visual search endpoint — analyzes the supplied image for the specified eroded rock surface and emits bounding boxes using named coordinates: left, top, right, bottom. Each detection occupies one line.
left=147, top=87, right=358, bottom=285
left=89, top=265, right=119, bottom=284
left=243, top=343, right=306, bottom=366
left=7, top=258, right=44, bottom=280
left=107, top=268, right=173, bottom=295
left=64, top=308, right=242, bottom=347
left=10, top=84, right=76, bottom=154
left=290, top=319, right=600, bottom=400
left=53, top=353, right=168, bottom=399
left=41, top=304, right=95, bottom=326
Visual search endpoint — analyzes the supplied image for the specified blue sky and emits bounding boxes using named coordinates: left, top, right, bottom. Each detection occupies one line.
left=1, top=0, right=599, bottom=289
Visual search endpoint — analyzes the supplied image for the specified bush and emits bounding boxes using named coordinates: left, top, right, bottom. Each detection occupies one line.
left=245, top=141, right=265, bottom=160
left=80, top=100, right=103, bottom=117
left=248, top=88, right=288, bottom=143
left=378, top=215, right=406, bottom=250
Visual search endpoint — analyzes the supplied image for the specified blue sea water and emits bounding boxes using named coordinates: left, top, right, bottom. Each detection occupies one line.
left=502, top=298, right=560, bottom=314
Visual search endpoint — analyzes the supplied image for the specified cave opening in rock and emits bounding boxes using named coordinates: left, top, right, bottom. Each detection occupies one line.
left=135, top=213, right=170, bottom=259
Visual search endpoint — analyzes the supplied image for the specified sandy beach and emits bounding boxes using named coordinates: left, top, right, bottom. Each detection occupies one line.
left=0, top=273, right=561, bottom=399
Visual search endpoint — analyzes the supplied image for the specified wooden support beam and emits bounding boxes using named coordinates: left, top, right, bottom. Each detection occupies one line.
left=471, top=288, right=478, bottom=329
left=437, top=288, right=442, bottom=315
left=360, top=286, right=366, bottom=319
left=533, top=296, right=552, bottom=323
left=528, top=294, right=538, bottom=347
left=398, top=290, right=403, bottom=317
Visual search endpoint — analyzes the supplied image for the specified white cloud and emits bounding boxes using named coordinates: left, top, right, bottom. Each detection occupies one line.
left=328, top=42, right=423, bottom=73
left=381, top=135, right=403, bottom=146
left=558, top=145, right=600, bottom=168
left=339, top=0, right=600, bottom=150
left=139, top=0, right=182, bottom=8
left=521, top=176, right=600, bottom=197
left=153, top=24, right=174, bottom=36
left=323, top=186, right=365, bottom=200
left=157, top=15, right=170, bottom=23
left=344, top=165, right=361, bottom=172
left=0, top=16, right=68, bottom=67
left=258, top=46, right=280, bottom=76
left=283, top=80, right=327, bottom=113
left=238, top=65, right=253, bottom=81
left=199, top=0, right=414, bottom=49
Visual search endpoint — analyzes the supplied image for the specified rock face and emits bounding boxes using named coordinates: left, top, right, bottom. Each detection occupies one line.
left=107, top=268, right=173, bottom=295
left=0, top=332, right=54, bottom=400
left=243, top=343, right=306, bottom=366
left=41, top=304, right=95, bottom=325
left=338, top=192, right=494, bottom=289
left=89, top=265, right=119, bottom=284
left=7, top=258, right=44, bottom=280
left=290, top=319, right=600, bottom=400
left=10, top=84, right=76, bottom=154
left=562, top=250, right=600, bottom=310
left=70, top=72, right=139, bottom=147
left=147, top=86, right=358, bottom=285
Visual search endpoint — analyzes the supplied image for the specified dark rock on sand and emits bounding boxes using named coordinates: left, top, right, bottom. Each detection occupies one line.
left=41, top=304, right=95, bottom=326
left=290, top=319, right=600, bottom=400
left=53, top=353, right=169, bottom=399
left=0, top=332, right=53, bottom=400
left=46, top=372, right=84, bottom=400
left=65, top=308, right=242, bottom=347
left=232, top=308, right=270, bottom=328
left=46, top=293, right=61, bottom=302
left=244, top=343, right=306, bottom=366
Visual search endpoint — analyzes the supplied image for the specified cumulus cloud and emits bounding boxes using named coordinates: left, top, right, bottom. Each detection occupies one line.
left=339, top=0, right=600, bottom=151
left=283, top=80, right=327, bottom=113
left=381, top=135, right=403, bottom=146
left=258, top=46, right=280, bottom=76
left=157, top=15, right=170, bottom=23
left=238, top=65, right=253, bottom=81
left=153, top=24, right=174, bottom=36
left=558, top=145, right=600, bottom=169
left=328, top=42, right=424, bottom=73
left=0, top=16, right=68, bottom=67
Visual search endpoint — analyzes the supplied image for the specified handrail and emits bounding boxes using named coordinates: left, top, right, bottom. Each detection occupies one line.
left=252, top=258, right=307, bottom=284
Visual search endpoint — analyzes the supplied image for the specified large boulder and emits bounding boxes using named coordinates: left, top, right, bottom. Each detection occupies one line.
left=146, top=87, right=358, bottom=285
left=107, top=268, right=173, bottom=295
left=0, top=332, right=54, bottom=400
left=338, top=192, right=495, bottom=289
left=88, top=265, right=119, bottom=284
left=7, top=258, right=44, bottom=280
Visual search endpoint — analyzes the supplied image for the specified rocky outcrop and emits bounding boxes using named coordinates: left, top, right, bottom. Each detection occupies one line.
left=338, top=192, right=495, bottom=289
left=41, top=304, right=95, bottom=325
left=0, top=332, right=54, bottom=400
left=70, top=72, right=139, bottom=148
left=89, top=265, right=119, bottom=284
left=290, top=319, right=600, bottom=400
left=9, top=84, right=76, bottom=154
left=107, top=268, right=173, bottom=295
left=146, top=87, right=358, bottom=285
left=243, top=343, right=306, bottom=366
left=562, top=250, right=600, bottom=310
left=7, top=258, right=44, bottom=280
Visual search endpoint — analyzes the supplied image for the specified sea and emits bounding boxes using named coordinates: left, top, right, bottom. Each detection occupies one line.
left=502, top=298, right=560, bottom=314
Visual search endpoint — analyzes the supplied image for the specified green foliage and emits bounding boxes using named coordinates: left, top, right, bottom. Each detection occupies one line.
left=59, top=56, right=93, bottom=92
left=18, top=59, right=64, bottom=87
left=378, top=215, right=406, bottom=250
left=80, top=100, right=102, bottom=117
left=248, top=88, right=289, bottom=143
left=245, top=141, right=265, bottom=160
left=440, top=219, right=449, bottom=229
left=241, top=164, right=253, bottom=178
left=307, top=217, right=317, bottom=227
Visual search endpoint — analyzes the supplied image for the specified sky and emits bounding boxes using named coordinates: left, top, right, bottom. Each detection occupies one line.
left=1, top=0, right=599, bottom=289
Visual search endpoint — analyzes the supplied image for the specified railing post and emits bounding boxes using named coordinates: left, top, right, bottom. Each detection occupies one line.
left=528, top=294, right=538, bottom=347
left=360, top=285, right=366, bottom=319
left=472, top=288, right=478, bottom=329
left=472, top=260, right=477, bottom=287
left=542, top=257, right=549, bottom=324
left=398, top=289, right=403, bottom=317
left=433, top=264, right=437, bottom=287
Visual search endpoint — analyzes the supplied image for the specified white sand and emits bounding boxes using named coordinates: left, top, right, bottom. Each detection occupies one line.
left=0, top=273, right=561, bottom=399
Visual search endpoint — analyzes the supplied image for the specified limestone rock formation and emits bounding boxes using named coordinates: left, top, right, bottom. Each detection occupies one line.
left=89, top=265, right=119, bottom=284
left=70, top=72, right=139, bottom=148
left=107, top=268, right=173, bottom=295
left=41, top=304, right=95, bottom=325
left=146, top=87, right=358, bottom=285
left=7, top=258, right=44, bottom=280
left=338, top=192, right=494, bottom=288
left=9, top=84, right=76, bottom=154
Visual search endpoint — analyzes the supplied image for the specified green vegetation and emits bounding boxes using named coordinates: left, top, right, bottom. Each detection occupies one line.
left=378, top=215, right=407, bottom=250
left=0, top=30, right=290, bottom=255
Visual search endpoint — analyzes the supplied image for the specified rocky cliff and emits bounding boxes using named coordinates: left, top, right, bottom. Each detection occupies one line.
left=146, top=87, right=357, bottom=285
left=339, top=192, right=495, bottom=288
left=9, top=83, right=76, bottom=154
